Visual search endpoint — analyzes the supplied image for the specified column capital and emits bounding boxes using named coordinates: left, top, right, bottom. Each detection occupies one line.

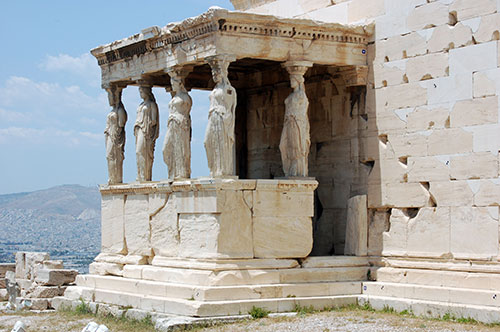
left=282, top=61, right=313, bottom=76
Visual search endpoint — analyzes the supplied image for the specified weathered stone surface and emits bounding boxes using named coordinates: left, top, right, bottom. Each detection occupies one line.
left=368, top=209, right=390, bottom=256
left=474, top=13, right=500, bottom=43
left=475, top=179, right=500, bottom=206
left=123, top=194, right=151, bottom=256
left=450, top=207, right=499, bottom=260
left=427, top=129, right=473, bottom=155
left=407, top=207, right=451, bottom=258
left=150, top=192, right=179, bottom=257
left=89, top=262, right=124, bottom=277
left=82, top=322, right=110, bottom=332
left=407, top=156, right=450, bottom=182
left=0, top=263, right=15, bottom=279
left=450, top=96, right=498, bottom=127
left=378, top=32, right=427, bottom=62
left=253, top=216, right=313, bottom=258
left=449, top=0, right=497, bottom=21
left=407, top=2, right=448, bottom=31
left=253, top=190, right=314, bottom=217
left=25, top=285, right=65, bottom=299
left=348, top=0, right=385, bottom=23
left=15, top=252, right=49, bottom=280
left=11, top=321, right=26, bottom=332
left=427, top=23, right=472, bottom=53
left=35, top=269, right=78, bottom=286
left=101, top=194, right=126, bottom=254
left=473, top=68, right=500, bottom=98
left=382, top=209, right=408, bottom=257
left=429, top=181, right=474, bottom=207
left=344, top=195, right=368, bottom=256
left=449, top=42, right=498, bottom=75
left=383, top=83, right=427, bottom=110
left=406, top=106, right=449, bottom=132
left=450, top=152, right=498, bottom=180
left=421, top=73, right=472, bottom=105
left=406, top=53, right=449, bottom=82
left=0, top=288, right=7, bottom=301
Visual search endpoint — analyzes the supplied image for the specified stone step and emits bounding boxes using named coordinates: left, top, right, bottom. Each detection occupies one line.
left=120, top=265, right=368, bottom=286
left=358, top=295, right=500, bottom=324
left=376, top=267, right=500, bottom=290
left=363, top=282, right=500, bottom=308
left=75, top=275, right=362, bottom=301
left=63, top=286, right=359, bottom=317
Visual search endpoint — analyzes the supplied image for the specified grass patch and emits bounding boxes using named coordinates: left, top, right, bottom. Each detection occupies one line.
left=75, top=299, right=93, bottom=315
left=294, top=304, right=316, bottom=316
left=248, top=306, right=270, bottom=319
left=381, top=305, right=396, bottom=314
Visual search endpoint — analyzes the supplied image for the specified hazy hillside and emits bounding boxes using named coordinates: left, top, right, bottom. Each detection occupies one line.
left=0, top=184, right=101, bottom=272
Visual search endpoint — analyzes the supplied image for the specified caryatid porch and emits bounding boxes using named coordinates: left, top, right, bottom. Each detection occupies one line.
left=57, top=8, right=373, bottom=317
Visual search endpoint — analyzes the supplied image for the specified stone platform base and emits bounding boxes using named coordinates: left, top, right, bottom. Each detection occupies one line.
left=361, top=258, right=500, bottom=323
left=54, top=256, right=368, bottom=317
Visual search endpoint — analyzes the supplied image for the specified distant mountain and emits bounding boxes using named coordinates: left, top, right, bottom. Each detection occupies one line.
left=0, top=184, right=101, bottom=272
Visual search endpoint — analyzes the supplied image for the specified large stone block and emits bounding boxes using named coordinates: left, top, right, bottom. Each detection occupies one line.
left=450, top=207, right=499, bottom=260
left=407, top=207, right=451, bottom=258
left=101, top=194, right=126, bottom=255
left=372, top=61, right=406, bottom=88
left=383, top=83, right=427, bottom=110
left=421, top=73, right=472, bottom=105
left=378, top=32, right=427, bottom=62
left=474, top=13, right=500, bottom=43
left=406, top=106, right=449, bottom=132
left=427, top=128, right=473, bottom=155
left=475, top=179, right=500, bottom=206
left=429, top=181, right=473, bottom=207
left=15, top=252, right=49, bottom=280
left=449, top=0, right=497, bottom=21
left=253, top=216, right=313, bottom=258
left=383, top=183, right=431, bottom=208
left=407, top=2, right=448, bottom=31
left=407, top=156, right=450, bottom=182
left=450, top=152, right=498, bottom=180
left=150, top=193, right=179, bottom=257
left=347, top=0, right=385, bottom=23
left=368, top=209, right=390, bottom=256
left=367, top=158, right=407, bottom=185
left=473, top=68, right=500, bottom=98
left=386, top=133, right=428, bottom=158
left=449, top=41, right=498, bottom=75
left=35, top=269, right=77, bottom=286
left=427, top=23, right=473, bottom=53
left=406, top=53, right=449, bottom=82
left=450, top=96, right=498, bottom=127
left=123, top=194, right=152, bottom=256
left=253, top=190, right=314, bottom=217
left=382, top=208, right=408, bottom=256
left=344, top=195, right=368, bottom=256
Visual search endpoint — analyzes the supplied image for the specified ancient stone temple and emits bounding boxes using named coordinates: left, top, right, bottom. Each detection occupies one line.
left=56, top=0, right=500, bottom=323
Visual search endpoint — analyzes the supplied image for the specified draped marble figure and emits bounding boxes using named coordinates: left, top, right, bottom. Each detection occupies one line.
left=163, top=70, right=192, bottom=179
left=135, top=86, right=159, bottom=181
left=204, top=57, right=237, bottom=177
left=104, top=86, right=127, bottom=184
left=279, top=68, right=310, bottom=177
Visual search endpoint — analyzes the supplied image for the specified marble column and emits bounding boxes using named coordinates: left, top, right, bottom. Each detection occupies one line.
left=279, top=61, right=313, bottom=177
left=163, top=66, right=193, bottom=179
left=104, top=84, right=127, bottom=184
left=135, top=83, right=159, bottom=182
left=204, top=55, right=237, bottom=177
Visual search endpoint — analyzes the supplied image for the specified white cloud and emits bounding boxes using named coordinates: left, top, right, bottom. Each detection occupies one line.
left=0, top=108, right=30, bottom=123
left=0, top=126, right=101, bottom=146
left=39, top=53, right=100, bottom=86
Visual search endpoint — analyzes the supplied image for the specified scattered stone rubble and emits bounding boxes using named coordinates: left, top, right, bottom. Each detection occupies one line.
left=81, top=322, right=109, bottom=332
left=0, top=263, right=15, bottom=301
left=4, top=252, right=77, bottom=311
left=10, top=321, right=26, bottom=332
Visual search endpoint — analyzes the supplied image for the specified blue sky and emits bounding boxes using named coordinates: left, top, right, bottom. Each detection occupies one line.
left=0, top=1, right=234, bottom=194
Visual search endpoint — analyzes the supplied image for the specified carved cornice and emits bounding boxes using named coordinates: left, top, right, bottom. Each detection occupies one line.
left=91, top=8, right=371, bottom=67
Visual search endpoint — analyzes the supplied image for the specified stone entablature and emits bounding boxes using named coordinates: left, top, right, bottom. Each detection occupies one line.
left=91, top=8, right=371, bottom=87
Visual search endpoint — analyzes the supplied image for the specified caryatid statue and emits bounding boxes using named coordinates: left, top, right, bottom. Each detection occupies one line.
left=204, top=55, right=237, bottom=177
left=135, top=85, right=159, bottom=182
left=163, top=67, right=193, bottom=179
left=279, top=61, right=313, bottom=177
left=104, top=85, right=127, bottom=184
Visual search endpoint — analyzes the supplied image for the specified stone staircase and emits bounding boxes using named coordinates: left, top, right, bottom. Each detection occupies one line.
left=360, top=261, right=500, bottom=323
left=54, top=256, right=368, bottom=317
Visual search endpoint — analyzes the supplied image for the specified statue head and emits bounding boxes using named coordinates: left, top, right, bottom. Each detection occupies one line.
left=139, top=86, right=155, bottom=102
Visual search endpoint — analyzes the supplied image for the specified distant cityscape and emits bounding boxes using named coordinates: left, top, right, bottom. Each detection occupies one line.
left=0, top=185, right=101, bottom=273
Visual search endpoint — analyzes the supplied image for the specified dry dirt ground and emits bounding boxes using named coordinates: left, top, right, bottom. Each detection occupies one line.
left=2, top=308, right=500, bottom=332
